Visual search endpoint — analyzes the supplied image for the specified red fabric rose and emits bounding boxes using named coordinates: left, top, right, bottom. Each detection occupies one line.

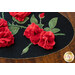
left=24, top=23, right=43, bottom=45
left=0, top=27, right=14, bottom=47
left=39, top=13, right=45, bottom=18
left=38, top=31, right=55, bottom=50
left=9, top=12, right=31, bottom=21
left=0, top=19, right=8, bottom=27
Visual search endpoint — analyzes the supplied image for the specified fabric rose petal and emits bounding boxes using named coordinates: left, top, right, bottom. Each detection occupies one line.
left=0, top=19, right=8, bottom=27
left=24, top=23, right=55, bottom=49
left=9, top=12, right=31, bottom=22
left=38, top=31, right=55, bottom=50
left=39, top=13, right=45, bottom=18
left=0, top=27, right=14, bottom=47
left=24, top=23, right=43, bottom=45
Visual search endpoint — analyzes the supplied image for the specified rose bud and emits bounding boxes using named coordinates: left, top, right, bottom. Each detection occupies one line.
left=39, top=13, right=45, bottom=18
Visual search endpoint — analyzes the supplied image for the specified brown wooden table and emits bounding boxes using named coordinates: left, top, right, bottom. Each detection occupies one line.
left=0, top=12, right=75, bottom=63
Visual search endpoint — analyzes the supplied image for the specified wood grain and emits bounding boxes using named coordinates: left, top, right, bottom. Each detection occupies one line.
left=0, top=12, right=75, bottom=63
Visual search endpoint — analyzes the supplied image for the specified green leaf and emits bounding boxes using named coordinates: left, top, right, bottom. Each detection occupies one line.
left=38, top=24, right=44, bottom=28
left=44, top=27, right=51, bottom=31
left=51, top=28, right=60, bottom=33
left=30, top=14, right=38, bottom=24
left=8, top=22, right=11, bottom=25
left=54, top=33, right=65, bottom=36
left=9, top=26, right=20, bottom=35
left=0, top=17, right=2, bottom=19
left=21, top=43, right=32, bottom=55
left=49, top=17, right=58, bottom=29
left=21, top=46, right=29, bottom=55
left=12, top=17, right=29, bottom=24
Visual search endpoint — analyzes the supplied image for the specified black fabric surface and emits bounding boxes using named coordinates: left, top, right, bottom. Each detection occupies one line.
left=0, top=12, right=74, bottom=59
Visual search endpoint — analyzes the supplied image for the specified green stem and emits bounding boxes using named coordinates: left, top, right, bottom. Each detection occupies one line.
left=54, top=33, right=65, bottom=36
left=8, top=24, right=27, bottom=29
left=40, top=18, right=42, bottom=24
left=2, top=12, right=4, bottom=19
left=28, top=43, right=33, bottom=47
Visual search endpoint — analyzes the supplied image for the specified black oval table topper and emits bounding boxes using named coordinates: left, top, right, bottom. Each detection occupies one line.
left=0, top=12, right=74, bottom=59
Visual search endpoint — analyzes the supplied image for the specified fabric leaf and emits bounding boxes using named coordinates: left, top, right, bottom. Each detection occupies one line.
left=0, top=17, right=2, bottom=19
left=54, top=33, right=65, bottom=36
left=51, top=28, right=60, bottom=33
left=12, top=17, right=29, bottom=24
left=21, top=43, right=32, bottom=55
left=30, top=14, right=38, bottom=24
left=9, top=26, right=20, bottom=35
left=21, top=46, right=29, bottom=55
left=49, top=17, right=58, bottom=29
left=38, top=24, right=44, bottom=28
left=44, top=27, right=51, bottom=31
left=8, top=22, right=11, bottom=26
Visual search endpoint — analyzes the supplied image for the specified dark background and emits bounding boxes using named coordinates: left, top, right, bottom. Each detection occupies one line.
left=0, top=12, right=74, bottom=59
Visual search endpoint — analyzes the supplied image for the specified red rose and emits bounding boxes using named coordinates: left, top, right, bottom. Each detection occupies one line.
left=38, top=31, right=55, bottom=50
left=24, top=23, right=43, bottom=45
left=0, top=27, right=14, bottom=47
left=0, top=19, right=8, bottom=27
left=9, top=12, right=31, bottom=21
left=39, top=13, right=45, bottom=18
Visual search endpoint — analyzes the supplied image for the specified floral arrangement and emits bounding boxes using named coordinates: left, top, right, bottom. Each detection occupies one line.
left=0, top=12, right=65, bottom=55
